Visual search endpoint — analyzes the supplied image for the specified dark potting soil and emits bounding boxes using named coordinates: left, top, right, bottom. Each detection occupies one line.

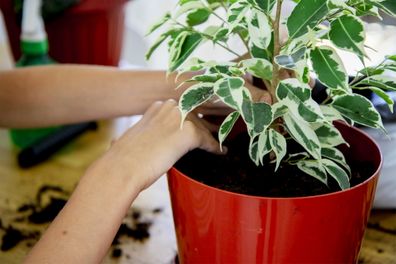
left=175, top=132, right=376, bottom=197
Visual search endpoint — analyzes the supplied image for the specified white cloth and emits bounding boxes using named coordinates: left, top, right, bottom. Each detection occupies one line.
left=363, top=125, right=396, bottom=208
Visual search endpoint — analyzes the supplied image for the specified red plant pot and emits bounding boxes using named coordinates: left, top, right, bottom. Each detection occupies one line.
left=168, top=122, right=382, bottom=263
left=0, top=0, right=127, bottom=66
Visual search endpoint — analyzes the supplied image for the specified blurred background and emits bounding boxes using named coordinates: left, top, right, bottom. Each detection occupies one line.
left=1, top=0, right=396, bottom=70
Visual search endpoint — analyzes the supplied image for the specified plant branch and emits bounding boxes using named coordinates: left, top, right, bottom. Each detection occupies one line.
left=321, top=95, right=332, bottom=105
left=349, top=58, right=387, bottom=87
left=270, top=0, right=283, bottom=103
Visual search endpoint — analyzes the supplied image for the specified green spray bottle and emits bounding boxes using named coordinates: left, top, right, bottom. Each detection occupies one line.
left=10, top=0, right=61, bottom=148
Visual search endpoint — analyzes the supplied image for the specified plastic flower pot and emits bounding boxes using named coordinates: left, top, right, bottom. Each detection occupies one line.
left=0, top=0, right=127, bottom=66
left=168, top=122, right=382, bottom=263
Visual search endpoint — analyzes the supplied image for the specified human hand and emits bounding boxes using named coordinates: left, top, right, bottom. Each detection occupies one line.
left=94, top=99, right=225, bottom=191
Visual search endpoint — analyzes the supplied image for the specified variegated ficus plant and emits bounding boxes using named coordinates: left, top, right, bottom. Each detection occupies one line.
left=146, top=0, right=396, bottom=190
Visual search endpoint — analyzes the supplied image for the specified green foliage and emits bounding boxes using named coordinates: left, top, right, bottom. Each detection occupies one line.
left=147, top=0, right=396, bottom=191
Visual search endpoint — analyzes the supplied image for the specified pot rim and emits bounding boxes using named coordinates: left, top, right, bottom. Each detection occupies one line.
left=169, top=122, right=383, bottom=200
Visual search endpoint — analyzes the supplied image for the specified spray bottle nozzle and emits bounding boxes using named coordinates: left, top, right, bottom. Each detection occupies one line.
left=21, top=0, right=46, bottom=42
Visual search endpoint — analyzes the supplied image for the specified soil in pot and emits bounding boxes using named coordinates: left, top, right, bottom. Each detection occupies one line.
left=174, top=132, right=376, bottom=197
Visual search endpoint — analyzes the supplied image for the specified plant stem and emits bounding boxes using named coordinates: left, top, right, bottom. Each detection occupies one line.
left=321, top=96, right=332, bottom=105
left=270, top=0, right=283, bottom=103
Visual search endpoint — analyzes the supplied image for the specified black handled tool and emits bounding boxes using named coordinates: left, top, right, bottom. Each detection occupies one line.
left=17, top=121, right=98, bottom=168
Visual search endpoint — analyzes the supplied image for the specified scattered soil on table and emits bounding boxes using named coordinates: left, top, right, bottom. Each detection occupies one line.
left=111, top=207, right=163, bottom=258
left=175, top=132, right=376, bottom=197
left=1, top=184, right=164, bottom=258
left=0, top=225, right=40, bottom=251
left=0, top=185, right=69, bottom=251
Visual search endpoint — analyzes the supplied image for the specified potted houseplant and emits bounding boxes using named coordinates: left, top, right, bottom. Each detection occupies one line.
left=147, top=0, right=396, bottom=263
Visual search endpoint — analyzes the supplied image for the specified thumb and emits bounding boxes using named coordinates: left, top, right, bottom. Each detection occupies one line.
left=198, top=129, right=227, bottom=155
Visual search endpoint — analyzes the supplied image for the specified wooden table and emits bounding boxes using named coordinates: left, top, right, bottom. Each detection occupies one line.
left=0, top=119, right=395, bottom=263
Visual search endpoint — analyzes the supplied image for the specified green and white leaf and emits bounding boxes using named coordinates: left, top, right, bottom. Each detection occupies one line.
left=247, top=9, right=272, bottom=49
left=310, top=45, right=349, bottom=90
left=175, top=58, right=205, bottom=82
left=295, top=53, right=310, bottom=84
left=272, top=101, right=288, bottom=119
left=313, top=123, right=347, bottom=147
left=296, top=160, right=328, bottom=185
left=229, top=66, right=245, bottom=76
left=179, top=82, right=214, bottom=122
left=372, top=87, right=394, bottom=112
left=218, top=111, right=240, bottom=151
left=321, top=147, right=350, bottom=174
left=189, top=73, right=224, bottom=83
left=322, top=159, right=350, bottom=190
left=276, top=78, right=311, bottom=101
left=175, top=1, right=205, bottom=18
left=169, top=31, right=189, bottom=67
left=203, top=25, right=221, bottom=36
left=146, top=12, right=171, bottom=36
left=285, top=27, right=321, bottom=54
left=269, top=129, right=287, bottom=171
left=277, top=79, right=324, bottom=123
left=169, top=32, right=204, bottom=72
left=287, top=0, right=329, bottom=39
left=251, top=102, right=273, bottom=135
left=372, top=0, right=396, bottom=17
left=327, top=0, right=348, bottom=10
left=249, top=140, right=260, bottom=166
left=275, top=47, right=306, bottom=70
left=227, top=1, right=249, bottom=31
left=258, top=130, right=271, bottom=163
left=146, top=33, right=169, bottom=60
left=332, top=94, right=385, bottom=130
left=287, top=152, right=310, bottom=164
left=247, top=0, right=276, bottom=13
left=358, top=66, right=385, bottom=77
left=187, top=8, right=211, bottom=26
left=213, top=77, right=244, bottom=109
left=240, top=92, right=272, bottom=136
left=354, top=86, right=394, bottom=112
left=207, top=62, right=236, bottom=75
left=320, top=105, right=347, bottom=123
left=241, top=58, right=273, bottom=80
left=213, top=28, right=229, bottom=42
left=250, top=33, right=274, bottom=61
left=146, top=28, right=186, bottom=60
left=354, top=3, right=380, bottom=17
left=358, top=75, right=396, bottom=91
left=284, top=112, right=321, bottom=160
left=328, top=14, right=366, bottom=60
left=384, top=62, right=396, bottom=72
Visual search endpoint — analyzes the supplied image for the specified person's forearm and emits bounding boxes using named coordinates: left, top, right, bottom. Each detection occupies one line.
left=23, top=99, right=223, bottom=263
left=0, top=65, right=186, bottom=128
left=24, top=154, right=145, bottom=263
